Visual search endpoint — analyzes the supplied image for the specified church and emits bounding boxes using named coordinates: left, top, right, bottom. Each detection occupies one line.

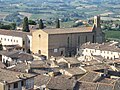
left=32, top=16, right=105, bottom=58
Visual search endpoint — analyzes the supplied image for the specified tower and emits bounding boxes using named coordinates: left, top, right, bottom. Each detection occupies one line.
left=94, top=16, right=102, bottom=35
left=93, top=16, right=105, bottom=43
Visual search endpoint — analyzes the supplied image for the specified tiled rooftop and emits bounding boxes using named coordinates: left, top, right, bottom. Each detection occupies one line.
left=34, top=75, right=50, bottom=86
left=46, top=76, right=76, bottom=90
left=0, top=68, right=35, bottom=84
left=81, top=42, right=120, bottom=52
left=42, top=27, right=93, bottom=34
left=0, top=29, right=31, bottom=37
left=64, top=67, right=86, bottom=75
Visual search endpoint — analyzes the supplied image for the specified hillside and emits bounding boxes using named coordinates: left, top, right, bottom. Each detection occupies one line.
left=0, top=0, right=120, bottom=25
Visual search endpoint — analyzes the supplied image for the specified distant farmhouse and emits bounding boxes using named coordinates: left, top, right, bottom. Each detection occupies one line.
left=32, top=16, right=105, bottom=58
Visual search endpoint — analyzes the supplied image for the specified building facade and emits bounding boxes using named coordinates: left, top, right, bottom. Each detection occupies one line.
left=32, top=16, right=105, bottom=58
left=77, top=42, right=120, bottom=60
left=0, top=69, right=35, bottom=90
left=0, top=30, right=32, bottom=53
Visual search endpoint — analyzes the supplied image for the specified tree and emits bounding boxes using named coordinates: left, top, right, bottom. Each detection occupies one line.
left=28, top=20, right=37, bottom=25
left=10, top=23, right=16, bottom=30
left=22, top=17, right=30, bottom=32
left=39, top=19, right=44, bottom=29
left=56, top=18, right=60, bottom=28
left=0, top=25, right=11, bottom=30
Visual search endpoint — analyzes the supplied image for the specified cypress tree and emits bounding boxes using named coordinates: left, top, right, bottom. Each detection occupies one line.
left=22, top=17, right=30, bottom=32
left=39, top=19, right=44, bottom=29
left=56, top=18, right=60, bottom=28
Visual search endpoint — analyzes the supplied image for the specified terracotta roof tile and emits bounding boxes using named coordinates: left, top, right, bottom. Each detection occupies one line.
left=0, top=68, right=35, bottom=84
left=0, top=29, right=31, bottom=37
left=42, top=27, right=93, bottom=34
left=46, top=76, right=76, bottom=90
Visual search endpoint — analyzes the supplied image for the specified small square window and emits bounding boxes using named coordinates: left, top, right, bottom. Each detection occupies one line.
left=21, top=80, right=25, bottom=86
left=54, top=49, right=58, bottom=53
left=14, top=82, right=18, bottom=88
left=23, top=41, right=25, bottom=45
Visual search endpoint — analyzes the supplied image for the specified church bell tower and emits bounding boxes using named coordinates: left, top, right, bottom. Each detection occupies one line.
left=93, top=16, right=105, bottom=43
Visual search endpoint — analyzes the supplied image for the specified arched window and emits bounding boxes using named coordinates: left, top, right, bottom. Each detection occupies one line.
left=39, top=34, right=41, bottom=38
left=67, top=37, right=69, bottom=48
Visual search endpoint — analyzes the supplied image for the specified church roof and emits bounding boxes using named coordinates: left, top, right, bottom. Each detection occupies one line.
left=42, top=27, right=93, bottom=34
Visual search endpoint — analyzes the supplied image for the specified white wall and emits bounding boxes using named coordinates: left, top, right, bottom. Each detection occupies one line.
left=0, top=35, right=23, bottom=47
left=2, top=55, right=12, bottom=63
left=77, top=48, right=120, bottom=60
left=27, top=35, right=32, bottom=51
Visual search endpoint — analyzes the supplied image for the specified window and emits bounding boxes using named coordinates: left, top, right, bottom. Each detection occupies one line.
left=4, top=38, right=6, bottom=41
left=54, top=49, right=58, bottom=53
left=27, top=49, right=31, bottom=53
left=23, top=41, right=25, bottom=45
left=14, top=40, right=15, bottom=42
left=39, top=34, right=41, bottom=38
left=11, top=40, right=12, bottom=42
left=8, top=39, right=9, bottom=41
left=67, top=37, right=70, bottom=48
left=28, top=40, right=30, bottom=43
left=16, top=40, right=18, bottom=43
left=38, top=50, right=41, bottom=54
left=8, top=84, right=10, bottom=90
left=14, top=82, right=18, bottom=88
left=21, top=81, right=25, bottom=86
left=60, top=51, right=63, bottom=56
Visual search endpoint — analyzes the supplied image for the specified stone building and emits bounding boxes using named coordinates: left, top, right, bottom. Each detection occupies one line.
left=0, top=68, right=35, bottom=90
left=77, top=42, right=120, bottom=60
left=0, top=30, right=32, bottom=53
left=32, top=16, right=105, bottom=58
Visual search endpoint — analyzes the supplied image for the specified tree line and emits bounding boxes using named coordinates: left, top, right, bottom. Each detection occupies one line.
left=0, top=16, right=61, bottom=32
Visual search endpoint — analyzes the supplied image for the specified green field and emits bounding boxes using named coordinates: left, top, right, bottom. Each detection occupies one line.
left=105, top=31, right=120, bottom=41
